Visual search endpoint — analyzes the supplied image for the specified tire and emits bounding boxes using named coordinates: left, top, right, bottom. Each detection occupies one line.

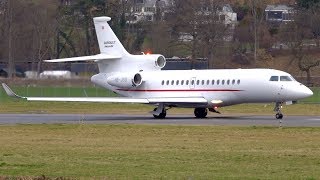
left=153, top=108, right=166, bottom=119
left=194, top=108, right=208, bottom=118
left=276, top=113, right=283, bottom=119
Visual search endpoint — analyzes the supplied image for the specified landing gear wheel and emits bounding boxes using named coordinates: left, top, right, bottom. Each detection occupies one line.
left=194, top=108, right=208, bottom=118
left=153, top=108, right=166, bottom=119
left=275, top=113, right=283, bottom=119
left=274, top=102, right=284, bottom=120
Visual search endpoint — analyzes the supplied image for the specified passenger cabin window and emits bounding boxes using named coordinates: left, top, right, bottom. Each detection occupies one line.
left=237, top=80, right=240, bottom=84
left=196, top=80, right=200, bottom=85
left=176, top=80, right=179, bottom=85
left=212, top=80, right=215, bottom=85
left=171, top=80, right=174, bottom=85
left=181, top=80, right=184, bottom=85
left=207, top=80, right=210, bottom=85
left=186, top=80, right=189, bottom=85
left=270, top=76, right=279, bottom=81
left=202, top=80, right=205, bottom=85
left=166, top=80, right=169, bottom=85
left=280, top=76, right=292, bottom=81
left=161, top=80, right=164, bottom=85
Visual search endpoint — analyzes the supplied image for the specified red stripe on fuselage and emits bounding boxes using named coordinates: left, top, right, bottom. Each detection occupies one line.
left=116, top=89, right=244, bottom=92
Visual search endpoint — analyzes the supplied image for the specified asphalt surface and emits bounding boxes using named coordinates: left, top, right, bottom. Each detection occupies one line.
left=0, top=114, right=319, bottom=127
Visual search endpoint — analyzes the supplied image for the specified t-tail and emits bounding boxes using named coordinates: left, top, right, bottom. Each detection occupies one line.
left=44, top=16, right=166, bottom=74
left=44, top=16, right=129, bottom=63
left=93, top=17, right=129, bottom=56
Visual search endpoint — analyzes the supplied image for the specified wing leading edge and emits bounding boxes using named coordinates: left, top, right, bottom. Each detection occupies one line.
left=1, top=83, right=208, bottom=104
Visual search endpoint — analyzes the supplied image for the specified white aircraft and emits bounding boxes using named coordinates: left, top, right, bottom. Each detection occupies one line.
left=2, top=16, right=313, bottom=119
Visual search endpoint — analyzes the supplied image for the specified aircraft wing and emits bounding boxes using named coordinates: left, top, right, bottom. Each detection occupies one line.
left=44, top=54, right=121, bottom=63
left=2, top=83, right=207, bottom=104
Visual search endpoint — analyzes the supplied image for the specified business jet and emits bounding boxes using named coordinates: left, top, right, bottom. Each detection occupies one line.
left=2, top=16, right=313, bottom=119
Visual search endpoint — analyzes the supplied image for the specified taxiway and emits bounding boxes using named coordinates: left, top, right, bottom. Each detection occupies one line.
left=0, top=114, right=319, bottom=127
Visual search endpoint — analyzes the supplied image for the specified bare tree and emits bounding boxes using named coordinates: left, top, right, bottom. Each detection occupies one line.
left=168, top=0, right=229, bottom=68
left=29, top=2, right=58, bottom=77
left=248, top=0, right=268, bottom=64
left=198, top=0, right=230, bottom=69
left=6, top=0, right=14, bottom=78
left=309, top=3, right=320, bottom=47
left=72, top=0, right=106, bottom=55
left=168, top=0, right=203, bottom=68
left=278, top=11, right=319, bottom=85
left=147, top=21, right=171, bottom=56
left=298, top=55, right=320, bottom=85
left=0, top=0, right=7, bottom=63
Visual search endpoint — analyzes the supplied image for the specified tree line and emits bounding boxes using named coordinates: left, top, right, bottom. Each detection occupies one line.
left=0, top=0, right=320, bottom=84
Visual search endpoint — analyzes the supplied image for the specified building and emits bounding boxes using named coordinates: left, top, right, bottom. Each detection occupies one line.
left=0, top=0, right=7, bottom=15
left=217, top=4, right=237, bottom=26
left=60, top=0, right=73, bottom=6
left=126, top=0, right=171, bottom=24
left=265, top=5, right=294, bottom=25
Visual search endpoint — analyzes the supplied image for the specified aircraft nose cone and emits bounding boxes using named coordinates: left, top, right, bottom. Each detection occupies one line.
left=300, top=85, right=313, bottom=98
left=305, top=87, right=313, bottom=97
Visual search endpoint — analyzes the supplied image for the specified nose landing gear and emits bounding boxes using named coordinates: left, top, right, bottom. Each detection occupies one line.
left=274, top=102, right=283, bottom=119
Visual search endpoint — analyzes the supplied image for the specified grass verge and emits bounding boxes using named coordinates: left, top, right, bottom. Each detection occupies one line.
left=1, top=101, right=320, bottom=116
left=0, top=124, right=320, bottom=179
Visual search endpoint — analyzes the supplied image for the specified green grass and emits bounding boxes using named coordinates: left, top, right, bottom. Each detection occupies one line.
left=0, top=124, right=320, bottom=179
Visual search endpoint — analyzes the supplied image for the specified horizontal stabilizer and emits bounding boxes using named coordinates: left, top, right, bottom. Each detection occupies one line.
left=44, top=54, right=121, bottom=63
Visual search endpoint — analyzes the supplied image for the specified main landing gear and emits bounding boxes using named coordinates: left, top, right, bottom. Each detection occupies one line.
left=194, top=108, right=208, bottom=118
left=153, top=108, right=166, bottom=119
left=152, top=105, right=218, bottom=119
left=152, top=103, right=167, bottom=119
left=274, top=102, right=283, bottom=119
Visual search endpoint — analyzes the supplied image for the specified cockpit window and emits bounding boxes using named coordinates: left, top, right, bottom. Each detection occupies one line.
left=269, top=76, right=279, bottom=81
left=290, top=76, right=296, bottom=81
left=280, top=76, right=292, bottom=81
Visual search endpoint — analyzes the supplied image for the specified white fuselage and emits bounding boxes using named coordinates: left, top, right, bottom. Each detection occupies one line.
left=91, top=68, right=313, bottom=108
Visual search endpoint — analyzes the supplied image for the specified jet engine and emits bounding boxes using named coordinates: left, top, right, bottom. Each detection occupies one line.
left=154, top=55, right=166, bottom=69
left=107, top=73, right=143, bottom=88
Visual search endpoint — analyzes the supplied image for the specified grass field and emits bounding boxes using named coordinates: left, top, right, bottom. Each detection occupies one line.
left=0, top=124, right=320, bottom=179
left=0, top=86, right=319, bottom=115
left=0, top=86, right=320, bottom=179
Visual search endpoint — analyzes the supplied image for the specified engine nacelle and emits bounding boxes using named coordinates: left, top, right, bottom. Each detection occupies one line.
left=154, top=55, right=166, bottom=69
left=107, top=73, right=143, bottom=88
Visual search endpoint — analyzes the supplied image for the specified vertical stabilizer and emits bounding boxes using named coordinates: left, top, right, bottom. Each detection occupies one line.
left=93, top=17, right=129, bottom=56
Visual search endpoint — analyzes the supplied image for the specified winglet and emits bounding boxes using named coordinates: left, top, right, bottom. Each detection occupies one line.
left=1, top=83, right=24, bottom=99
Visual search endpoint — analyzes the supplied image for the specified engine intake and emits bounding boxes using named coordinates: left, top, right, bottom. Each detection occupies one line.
left=133, top=73, right=143, bottom=86
left=107, top=73, right=143, bottom=88
left=155, top=55, right=166, bottom=69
